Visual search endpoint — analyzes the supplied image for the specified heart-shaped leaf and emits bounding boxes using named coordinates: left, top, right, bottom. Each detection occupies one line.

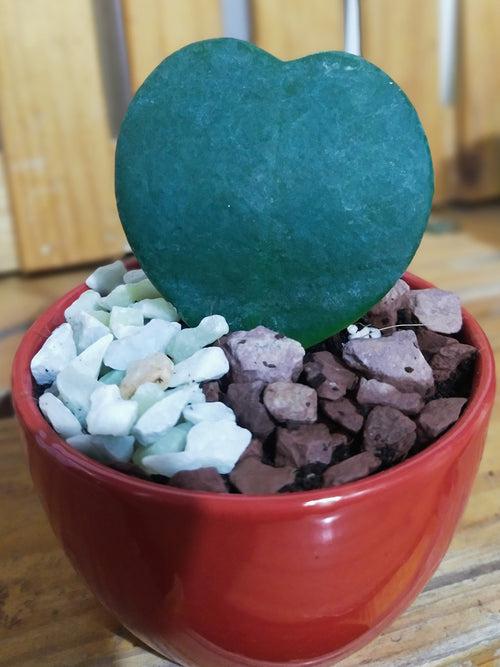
left=116, top=38, right=433, bottom=347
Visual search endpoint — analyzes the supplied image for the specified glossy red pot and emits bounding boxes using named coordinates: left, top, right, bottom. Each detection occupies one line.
left=12, top=272, right=495, bottom=666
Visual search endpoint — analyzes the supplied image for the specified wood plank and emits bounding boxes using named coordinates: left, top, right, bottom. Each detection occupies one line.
left=456, top=0, right=500, bottom=201
left=0, top=0, right=126, bottom=272
left=0, top=153, right=18, bottom=273
left=361, top=0, right=455, bottom=204
left=122, top=0, right=222, bottom=91
left=251, top=0, right=343, bottom=60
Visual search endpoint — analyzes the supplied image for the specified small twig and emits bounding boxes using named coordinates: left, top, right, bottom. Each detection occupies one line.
left=377, top=323, right=427, bottom=333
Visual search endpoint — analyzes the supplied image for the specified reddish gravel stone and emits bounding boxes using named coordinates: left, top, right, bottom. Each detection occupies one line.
left=431, top=342, right=476, bottom=385
left=343, top=330, right=434, bottom=396
left=418, top=397, right=467, bottom=439
left=237, top=437, right=264, bottom=462
left=323, top=452, right=381, bottom=487
left=222, top=326, right=304, bottom=383
left=170, top=467, right=228, bottom=493
left=357, top=377, right=424, bottom=415
left=201, top=381, right=221, bottom=402
left=367, top=279, right=410, bottom=328
left=416, top=328, right=455, bottom=357
left=320, top=397, right=364, bottom=433
left=275, top=424, right=345, bottom=467
left=263, top=382, right=317, bottom=423
left=363, top=406, right=416, bottom=463
left=226, top=381, right=275, bottom=440
left=230, top=457, right=296, bottom=494
left=303, top=351, right=357, bottom=401
left=409, top=288, right=462, bottom=334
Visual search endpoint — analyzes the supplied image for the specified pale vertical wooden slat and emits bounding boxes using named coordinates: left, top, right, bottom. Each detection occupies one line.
left=456, top=0, right=500, bottom=201
left=0, top=153, right=18, bottom=273
left=0, top=0, right=126, bottom=272
left=121, top=0, right=222, bottom=91
left=361, top=0, right=456, bottom=204
left=252, top=0, right=344, bottom=60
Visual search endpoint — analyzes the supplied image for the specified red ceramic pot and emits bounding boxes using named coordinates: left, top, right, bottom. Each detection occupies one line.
left=12, top=272, right=495, bottom=666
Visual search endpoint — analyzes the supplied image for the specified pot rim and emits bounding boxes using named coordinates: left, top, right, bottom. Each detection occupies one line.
left=12, top=270, right=496, bottom=514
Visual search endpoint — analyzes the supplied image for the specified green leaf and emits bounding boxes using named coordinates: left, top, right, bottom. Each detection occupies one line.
left=116, top=38, right=433, bottom=347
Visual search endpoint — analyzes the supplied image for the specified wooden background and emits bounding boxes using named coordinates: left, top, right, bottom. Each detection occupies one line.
left=0, top=0, right=499, bottom=274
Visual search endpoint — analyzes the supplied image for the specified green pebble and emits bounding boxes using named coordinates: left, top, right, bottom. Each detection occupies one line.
left=99, top=369, right=126, bottom=385
left=133, top=422, right=192, bottom=467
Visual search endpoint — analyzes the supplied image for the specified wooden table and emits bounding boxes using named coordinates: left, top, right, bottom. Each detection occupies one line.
left=1, top=207, right=500, bottom=666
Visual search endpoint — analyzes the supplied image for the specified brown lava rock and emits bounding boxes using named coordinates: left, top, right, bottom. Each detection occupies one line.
left=201, top=381, right=221, bottom=402
left=324, top=452, right=381, bottom=487
left=320, top=397, right=364, bottom=433
left=363, top=406, right=416, bottom=464
left=226, top=381, right=275, bottom=440
left=230, top=457, right=296, bottom=495
left=343, top=330, right=434, bottom=396
left=238, top=437, right=264, bottom=462
left=357, top=377, right=424, bottom=416
left=170, top=467, right=228, bottom=493
left=366, top=279, right=409, bottom=328
left=409, top=288, right=462, bottom=334
left=418, top=397, right=467, bottom=440
left=275, top=424, right=345, bottom=467
left=416, top=328, right=455, bottom=358
left=222, top=326, right=305, bottom=383
left=263, top=382, right=317, bottom=423
left=431, top=342, right=476, bottom=393
left=303, top=351, right=357, bottom=400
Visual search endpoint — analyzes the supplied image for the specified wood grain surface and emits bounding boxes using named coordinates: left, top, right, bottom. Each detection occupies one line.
left=456, top=0, right=500, bottom=202
left=1, top=207, right=500, bottom=665
left=360, top=0, right=456, bottom=205
left=0, top=154, right=18, bottom=274
left=0, top=0, right=126, bottom=272
left=252, top=0, right=343, bottom=60
left=122, top=0, right=222, bottom=92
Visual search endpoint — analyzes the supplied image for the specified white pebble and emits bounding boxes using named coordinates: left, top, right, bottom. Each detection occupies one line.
left=86, top=384, right=138, bottom=436
left=185, top=419, right=251, bottom=472
left=62, top=334, right=113, bottom=379
left=85, top=260, right=126, bottom=296
left=169, top=347, right=229, bottom=387
left=100, top=284, right=133, bottom=310
left=90, top=309, right=111, bottom=326
left=141, top=450, right=213, bottom=477
left=109, top=305, right=144, bottom=338
left=43, top=382, right=59, bottom=397
left=133, top=384, right=203, bottom=446
left=130, top=382, right=166, bottom=416
left=55, top=334, right=113, bottom=421
left=104, top=320, right=180, bottom=371
left=167, top=315, right=229, bottom=362
left=183, top=401, right=235, bottom=424
left=71, top=310, right=111, bottom=353
left=127, top=278, right=162, bottom=302
left=123, top=268, right=146, bottom=284
left=64, top=290, right=101, bottom=324
left=30, top=323, right=77, bottom=385
left=133, top=298, right=179, bottom=322
left=347, top=324, right=382, bottom=340
left=56, top=367, right=99, bottom=423
left=120, top=352, right=173, bottom=399
left=39, top=393, right=82, bottom=438
left=67, top=434, right=134, bottom=463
